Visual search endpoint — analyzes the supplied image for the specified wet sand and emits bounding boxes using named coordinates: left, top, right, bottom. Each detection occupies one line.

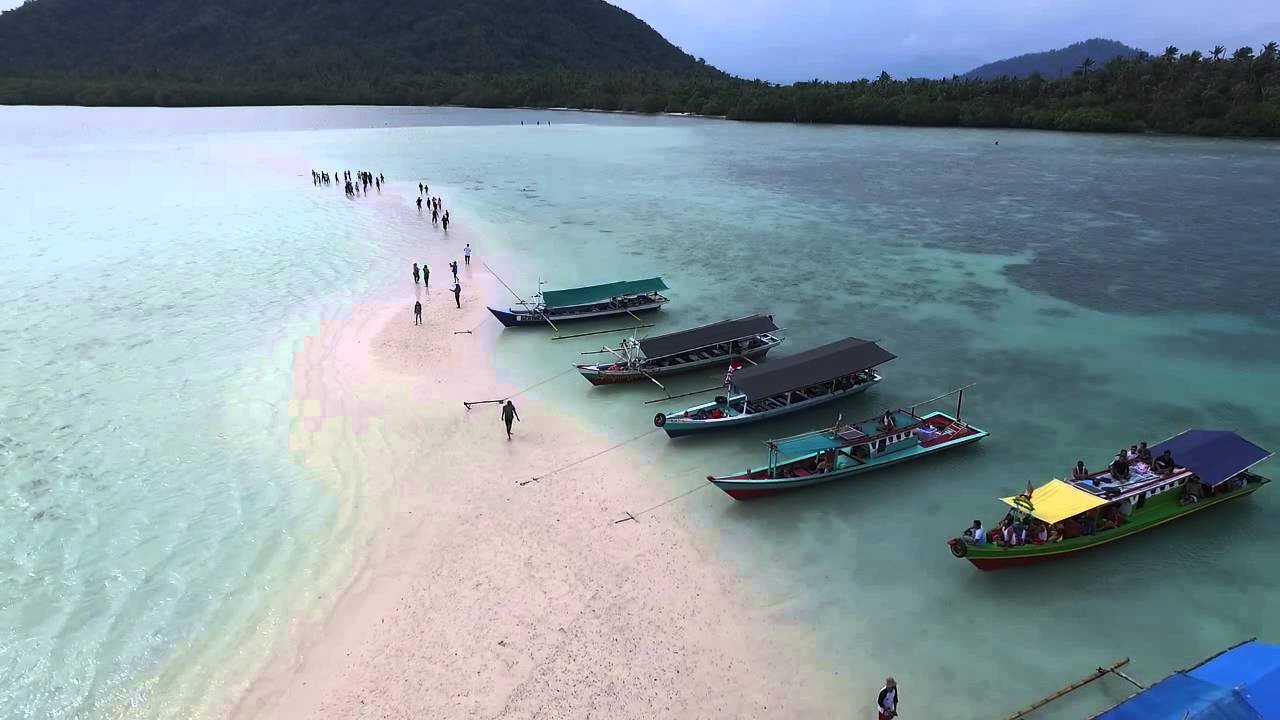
left=233, top=269, right=844, bottom=718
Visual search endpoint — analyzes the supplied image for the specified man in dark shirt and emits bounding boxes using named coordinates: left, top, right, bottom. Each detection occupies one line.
left=1153, top=450, right=1176, bottom=474
left=412, top=263, right=420, bottom=284
left=422, top=262, right=429, bottom=287
left=501, top=400, right=520, bottom=440
left=452, top=283, right=462, bottom=309
left=413, top=300, right=422, bottom=325
left=1110, top=452, right=1130, bottom=481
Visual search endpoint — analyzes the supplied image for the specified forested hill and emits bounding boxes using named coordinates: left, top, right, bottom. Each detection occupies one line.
left=963, top=39, right=1142, bottom=80
left=0, top=0, right=723, bottom=104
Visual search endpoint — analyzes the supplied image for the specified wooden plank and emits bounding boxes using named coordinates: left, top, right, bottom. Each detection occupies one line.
left=1005, top=658, right=1130, bottom=720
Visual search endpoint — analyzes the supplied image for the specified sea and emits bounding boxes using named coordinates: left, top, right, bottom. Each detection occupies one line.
left=2, top=105, right=1279, bottom=719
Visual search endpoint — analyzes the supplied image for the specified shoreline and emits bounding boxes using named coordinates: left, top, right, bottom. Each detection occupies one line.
left=228, top=245, right=845, bottom=717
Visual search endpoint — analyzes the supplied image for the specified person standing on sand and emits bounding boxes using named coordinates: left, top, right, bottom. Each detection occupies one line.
left=452, top=282, right=462, bottom=309
left=419, top=182, right=423, bottom=194
left=432, top=207, right=439, bottom=225
left=877, top=678, right=898, bottom=720
left=450, top=261, right=458, bottom=283
left=413, top=263, right=420, bottom=284
left=414, top=300, right=422, bottom=325
left=417, top=196, right=423, bottom=211
left=501, top=400, right=520, bottom=440
left=442, top=213, right=450, bottom=231
left=422, top=262, right=430, bottom=287
left=463, top=243, right=471, bottom=264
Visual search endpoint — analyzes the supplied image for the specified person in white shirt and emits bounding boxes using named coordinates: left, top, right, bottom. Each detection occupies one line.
left=877, top=677, right=898, bottom=719
left=964, top=520, right=986, bottom=545
left=464, top=243, right=472, bottom=264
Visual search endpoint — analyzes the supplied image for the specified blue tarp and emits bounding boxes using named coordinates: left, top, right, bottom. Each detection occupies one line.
left=771, top=432, right=843, bottom=457
left=1098, top=641, right=1280, bottom=720
left=1149, top=430, right=1272, bottom=487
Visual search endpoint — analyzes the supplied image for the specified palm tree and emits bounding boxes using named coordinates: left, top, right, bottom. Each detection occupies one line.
left=1077, top=56, right=1096, bottom=74
left=1233, top=46, right=1255, bottom=61
left=1262, top=41, right=1279, bottom=61
left=1163, top=45, right=1180, bottom=61
left=1211, top=45, right=1226, bottom=61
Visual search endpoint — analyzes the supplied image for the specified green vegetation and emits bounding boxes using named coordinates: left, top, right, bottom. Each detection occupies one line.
left=1, top=0, right=1277, bottom=137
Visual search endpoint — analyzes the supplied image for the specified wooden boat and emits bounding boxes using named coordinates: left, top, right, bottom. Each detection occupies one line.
left=487, top=277, right=669, bottom=327
left=653, top=337, right=895, bottom=438
left=575, top=314, right=782, bottom=386
left=948, top=429, right=1273, bottom=571
left=707, top=388, right=987, bottom=499
left=1002, top=638, right=1279, bottom=720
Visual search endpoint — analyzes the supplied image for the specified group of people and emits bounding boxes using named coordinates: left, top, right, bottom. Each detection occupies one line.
left=416, top=193, right=450, bottom=229
left=410, top=248, right=471, bottom=326
left=311, top=169, right=384, bottom=198
left=1071, top=442, right=1177, bottom=484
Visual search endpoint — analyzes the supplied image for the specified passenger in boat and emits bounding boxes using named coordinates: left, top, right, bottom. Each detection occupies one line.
left=879, top=410, right=897, bottom=432
left=1005, top=521, right=1026, bottom=546
left=1047, top=522, right=1064, bottom=543
left=1181, top=475, right=1203, bottom=505
left=1153, top=450, right=1176, bottom=474
left=815, top=450, right=836, bottom=474
left=962, top=520, right=986, bottom=545
left=1136, top=442, right=1153, bottom=465
left=1031, top=522, right=1049, bottom=544
left=1072, top=461, right=1089, bottom=480
left=1109, top=452, right=1131, bottom=481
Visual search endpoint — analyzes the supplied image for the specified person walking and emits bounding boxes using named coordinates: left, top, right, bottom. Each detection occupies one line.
left=413, top=263, right=420, bottom=284
left=414, top=300, right=422, bottom=325
left=501, top=400, right=520, bottom=440
left=422, top=262, right=430, bottom=287
left=452, top=282, right=462, bottom=309
left=419, top=182, right=423, bottom=194
left=417, top=196, right=423, bottom=211
left=876, top=678, right=898, bottom=720
left=463, top=243, right=471, bottom=264
left=442, top=211, right=450, bottom=231
left=431, top=207, right=439, bottom=225
left=450, top=261, right=459, bottom=283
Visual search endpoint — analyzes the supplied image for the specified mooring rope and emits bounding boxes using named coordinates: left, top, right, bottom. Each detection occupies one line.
left=613, top=480, right=713, bottom=523
left=520, top=427, right=660, bottom=486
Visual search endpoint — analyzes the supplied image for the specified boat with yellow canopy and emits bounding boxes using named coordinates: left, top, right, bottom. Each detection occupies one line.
left=948, top=429, right=1272, bottom=570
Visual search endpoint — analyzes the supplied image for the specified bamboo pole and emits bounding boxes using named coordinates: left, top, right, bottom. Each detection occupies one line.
left=483, top=262, right=561, bottom=333
left=643, top=384, right=725, bottom=405
left=549, top=323, right=655, bottom=341
left=1004, top=658, right=1130, bottom=720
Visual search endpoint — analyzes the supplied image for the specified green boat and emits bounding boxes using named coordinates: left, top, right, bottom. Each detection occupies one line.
left=948, top=429, right=1272, bottom=570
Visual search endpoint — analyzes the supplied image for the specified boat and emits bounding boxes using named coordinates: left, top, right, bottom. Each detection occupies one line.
left=487, top=277, right=670, bottom=327
left=575, top=314, right=782, bottom=386
left=653, top=337, right=896, bottom=438
left=1001, top=638, right=1280, bottom=720
left=707, top=388, right=987, bottom=499
left=948, top=429, right=1273, bottom=570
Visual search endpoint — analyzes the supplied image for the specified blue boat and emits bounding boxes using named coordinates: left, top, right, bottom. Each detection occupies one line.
left=707, top=388, right=987, bottom=499
left=487, top=277, right=669, bottom=328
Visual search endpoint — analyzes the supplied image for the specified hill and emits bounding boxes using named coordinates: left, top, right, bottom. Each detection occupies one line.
left=962, top=39, right=1143, bottom=80
left=0, top=0, right=724, bottom=106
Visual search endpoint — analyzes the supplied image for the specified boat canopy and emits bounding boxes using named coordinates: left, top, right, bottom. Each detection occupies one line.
left=770, top=431, right=845, bottom=458
left=638, top=314, right=778, bottom=359
left=540, top=278, right=668, bottom=309
left=1097, top=639, right=1280, bottom=720
left=732, top=338, right=895, bottom=400
left=1000, top=479, right=1108, bottom=524
left=1149, top=430, right=1273, bottom=488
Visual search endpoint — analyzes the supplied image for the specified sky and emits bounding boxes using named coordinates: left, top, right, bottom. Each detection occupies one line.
left=610, top=0, right=1280, bottom=82
left=1, top=0, right=1277, bottom=82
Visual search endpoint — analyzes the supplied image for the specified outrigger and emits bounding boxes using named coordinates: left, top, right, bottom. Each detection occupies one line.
left=707, top=386, right=987, bottom=499
left=486, top=277, right=670, bottom=328
left=653, top=337, right=895, bottom=438
left=575, top=314, right=782, bottom=386
left=949, top=429, right=1272, bottom=570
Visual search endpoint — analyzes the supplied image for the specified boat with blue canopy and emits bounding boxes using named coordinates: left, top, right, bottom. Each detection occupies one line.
left=949, top=429, right=1273, bottom=570
left=653, top=337, right=895, bottom=437
left=1003, top=638, right=1280, bottom=720
left=707, top=387, right=987, bottom=499
left=487, top=277, right=670, bottom=327
left=576, top=314, right=783, bottom=385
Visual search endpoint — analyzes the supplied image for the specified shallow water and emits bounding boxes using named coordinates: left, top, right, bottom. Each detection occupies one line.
left=2, top=105, right=1278, bottom=719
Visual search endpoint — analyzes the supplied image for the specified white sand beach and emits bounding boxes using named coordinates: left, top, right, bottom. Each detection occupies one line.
left=232, top=267, right=846, bottom=718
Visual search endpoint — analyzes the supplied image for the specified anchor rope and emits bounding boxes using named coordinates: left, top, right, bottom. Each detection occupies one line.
left=620, top=480, right=713, bottom=522
left=522, top=427, right=660, bottom=485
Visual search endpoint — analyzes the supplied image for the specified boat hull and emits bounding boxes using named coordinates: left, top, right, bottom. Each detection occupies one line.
left=710, top=418, right=988, bottom=499
left=488, top=299, right=666, bottom=328
left=577, top=344, right=776, bottom=386
left=955, top=477, right=1269, bottom=571
left=660, top=376, right=879, bottom=438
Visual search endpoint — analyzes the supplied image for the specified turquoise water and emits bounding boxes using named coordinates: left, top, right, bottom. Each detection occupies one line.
left=2, top=105, right=1278, bottom=719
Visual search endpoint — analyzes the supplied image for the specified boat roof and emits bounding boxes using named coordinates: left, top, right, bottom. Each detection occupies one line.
left=768, top=410, right=922, bottom=457
left=541, top=278, right=668, bottom=309
left=1095, top=639, right=1280, bottom=720
left=638, top=314, right=778, bottom=359
left=1149, top=429, right=1273, bottom=488
left=732, top=338, right=896, bottom=400
left=1001, top=479, right=1108, bottom=524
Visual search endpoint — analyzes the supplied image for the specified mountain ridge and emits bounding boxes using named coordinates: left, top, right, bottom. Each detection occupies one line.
left=962, top=38, right=1144, bottom=80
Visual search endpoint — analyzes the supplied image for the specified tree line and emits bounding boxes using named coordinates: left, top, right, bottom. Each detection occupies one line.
left=2, top=43, right=1278, bottom=137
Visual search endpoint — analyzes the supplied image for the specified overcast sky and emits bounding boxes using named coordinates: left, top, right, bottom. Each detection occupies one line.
left=2, top=0, right=1277, bottom=82
left=610, top=0, right=1280, bottom=81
